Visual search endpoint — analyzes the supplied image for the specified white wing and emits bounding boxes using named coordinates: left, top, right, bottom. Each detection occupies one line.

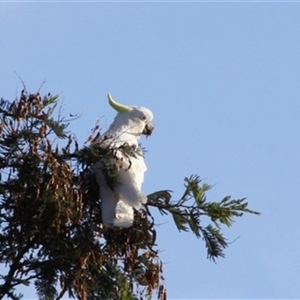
left=113, top=150, right=147, bottom=210
left=93, top=160, right=135, bottom=228
left=93, top=149, right=147, bottom=228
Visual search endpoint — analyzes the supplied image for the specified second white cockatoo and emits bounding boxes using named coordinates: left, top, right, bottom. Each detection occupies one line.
left=92, top=93, right=154, bottom=228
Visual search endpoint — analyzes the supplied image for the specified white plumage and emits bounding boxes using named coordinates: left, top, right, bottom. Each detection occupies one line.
left=92, top=93, right=154, bottom=228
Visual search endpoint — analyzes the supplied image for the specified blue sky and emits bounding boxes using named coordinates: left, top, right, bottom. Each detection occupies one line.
left=1, top=2, right=300, bottom=299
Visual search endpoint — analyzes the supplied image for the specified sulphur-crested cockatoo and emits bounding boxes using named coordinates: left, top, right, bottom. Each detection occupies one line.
left=92, top=93, right=154, bottom=228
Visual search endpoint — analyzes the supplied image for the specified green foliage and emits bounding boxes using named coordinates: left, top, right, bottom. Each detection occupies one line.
left=0, top=90, right=259, bottom=299
left=148, top=176, right=259, bottom=260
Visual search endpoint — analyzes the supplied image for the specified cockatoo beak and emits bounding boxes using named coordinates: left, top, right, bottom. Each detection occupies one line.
left=142, top=123, right=154, bottom=136
left=107, top=93, right=132, bottom=113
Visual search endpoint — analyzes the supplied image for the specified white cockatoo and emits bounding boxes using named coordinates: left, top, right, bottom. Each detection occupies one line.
left=92, top=93, right=154, bottom=228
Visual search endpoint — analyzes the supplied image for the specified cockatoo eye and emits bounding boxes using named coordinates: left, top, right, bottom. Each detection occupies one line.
left=141, top=115, right=147, bottom=121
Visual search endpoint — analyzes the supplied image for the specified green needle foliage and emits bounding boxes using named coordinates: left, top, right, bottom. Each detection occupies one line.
left=0, top=90, right=260, bottom=300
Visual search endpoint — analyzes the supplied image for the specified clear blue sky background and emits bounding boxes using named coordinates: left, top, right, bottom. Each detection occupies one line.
left=1, top=2, right=299, bottom=299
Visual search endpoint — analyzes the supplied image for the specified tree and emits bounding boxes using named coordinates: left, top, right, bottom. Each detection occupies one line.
left=0, top=89, right=259, bottom=300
